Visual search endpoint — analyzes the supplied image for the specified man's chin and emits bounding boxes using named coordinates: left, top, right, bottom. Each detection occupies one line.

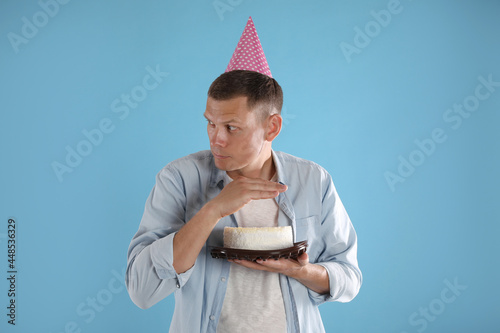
left=213, top=158, right=230, bottom=171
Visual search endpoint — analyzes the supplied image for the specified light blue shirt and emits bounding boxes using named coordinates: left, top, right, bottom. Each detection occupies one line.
left=126, top=150, right=362, bottom=333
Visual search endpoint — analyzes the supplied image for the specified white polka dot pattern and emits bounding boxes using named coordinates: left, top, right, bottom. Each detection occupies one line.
left=225, top=16, right=272, bottom=77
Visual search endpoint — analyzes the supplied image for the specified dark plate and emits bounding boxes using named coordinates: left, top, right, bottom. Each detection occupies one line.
left=210, top=241, right=308, bottom=262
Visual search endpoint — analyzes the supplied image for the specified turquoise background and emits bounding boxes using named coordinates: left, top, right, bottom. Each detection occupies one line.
left=1, top=0, right=499, bottom=332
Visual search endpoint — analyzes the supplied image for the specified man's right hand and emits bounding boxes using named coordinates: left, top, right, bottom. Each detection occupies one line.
left=207, top=176, right=288, bottom=219
left=173, top=176, right=286, bottom=274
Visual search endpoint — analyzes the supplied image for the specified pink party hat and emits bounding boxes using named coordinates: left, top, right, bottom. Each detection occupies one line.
left=225, top=17, right=272, bottom=77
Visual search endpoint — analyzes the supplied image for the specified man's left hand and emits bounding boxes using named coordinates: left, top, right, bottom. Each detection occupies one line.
left=228, top=253, right=330, bottom=295
left=229, top=253, right=309, bottom=278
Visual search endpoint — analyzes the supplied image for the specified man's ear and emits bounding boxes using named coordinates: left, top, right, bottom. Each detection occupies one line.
left=266, top=114, right=282, bottom=142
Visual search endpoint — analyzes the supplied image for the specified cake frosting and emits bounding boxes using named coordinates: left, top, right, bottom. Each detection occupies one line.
left=223, top=226, right=294, bottom=250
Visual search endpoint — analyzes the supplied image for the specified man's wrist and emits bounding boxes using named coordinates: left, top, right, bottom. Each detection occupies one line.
left=286, top=263, right=309, bottom=280
left=287, top=263, right=330, bottom=295
left=200, top=201, right=222, bottom=222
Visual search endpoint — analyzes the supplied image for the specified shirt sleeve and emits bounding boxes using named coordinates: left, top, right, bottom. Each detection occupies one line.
left=126, top=166, right=195, bottom=309
left=308, top=172, right=362, bottom=305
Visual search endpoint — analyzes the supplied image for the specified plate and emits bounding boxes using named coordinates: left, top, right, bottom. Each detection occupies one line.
left=210, top=241, right=308, bottom=262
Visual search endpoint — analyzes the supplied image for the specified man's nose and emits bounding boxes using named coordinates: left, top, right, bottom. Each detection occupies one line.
left=210, top=128, right=227, bottom=147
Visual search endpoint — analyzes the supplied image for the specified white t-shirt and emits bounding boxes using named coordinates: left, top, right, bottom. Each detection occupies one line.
left=216, top=173, right=287, bottom=333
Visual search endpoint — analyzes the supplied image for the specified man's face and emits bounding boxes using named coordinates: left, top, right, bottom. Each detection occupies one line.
left=204, top=96, right=270, bottom=176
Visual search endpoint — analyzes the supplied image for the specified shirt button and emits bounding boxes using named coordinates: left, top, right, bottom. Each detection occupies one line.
left=210, top=315, right=215, bottom=321
left=176, top=282, right=180, bottom=288
left=220, top=277, right=226, bottom=282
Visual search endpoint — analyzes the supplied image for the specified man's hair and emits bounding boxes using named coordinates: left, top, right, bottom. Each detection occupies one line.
left=207, top=70, right=283, bottom=119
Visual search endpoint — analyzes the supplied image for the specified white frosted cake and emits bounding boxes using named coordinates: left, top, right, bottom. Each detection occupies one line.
left=223, top=226, right=294, bottom=250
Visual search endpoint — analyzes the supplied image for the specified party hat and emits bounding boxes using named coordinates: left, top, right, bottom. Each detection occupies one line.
left=225, top=17, right=272, bottom=77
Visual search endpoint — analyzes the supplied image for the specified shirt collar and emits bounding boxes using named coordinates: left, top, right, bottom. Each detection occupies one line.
left=209, top=155, right=226, bottom=189
left=271, top=149, right=288, bottom=186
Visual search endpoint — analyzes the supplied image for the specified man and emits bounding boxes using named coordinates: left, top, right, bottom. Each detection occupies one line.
left=126, top=18, right=361, bottom=333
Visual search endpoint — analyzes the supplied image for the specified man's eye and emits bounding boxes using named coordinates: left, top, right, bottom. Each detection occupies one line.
left=207, top=120, right=215, bottom=126
left=227, top=125, right=237, bottom=131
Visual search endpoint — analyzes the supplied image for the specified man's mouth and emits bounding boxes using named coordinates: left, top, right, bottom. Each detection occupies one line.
left=212, top=151, right=229, bottom=159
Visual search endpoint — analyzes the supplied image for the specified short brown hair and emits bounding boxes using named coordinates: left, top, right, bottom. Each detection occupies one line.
left=207, top=70, right=283, bottom=119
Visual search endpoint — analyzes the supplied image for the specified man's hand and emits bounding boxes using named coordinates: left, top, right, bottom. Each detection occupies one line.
left=230, top=253, right=309, bottom=275
left=229, top=253, right=330, bottom=295
left=173, top=176, right=286, bottom=274
left=207, top=176, right=287, bottom=219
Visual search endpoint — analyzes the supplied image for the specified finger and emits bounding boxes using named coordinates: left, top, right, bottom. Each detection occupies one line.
left=233, top=184, right=285, bottom=201
left=249, top=190, right=280, bottom=200
left=246, top=184, right=287, bottom=200
left=231, top=259, right=270, bottom=271
left=256, top=258, right=300, bottom=272
left=236, top=177, right=287, bottom=192
left=296, top=253, right=309, bottom=266
left=255, top=258, right=284, bottom=270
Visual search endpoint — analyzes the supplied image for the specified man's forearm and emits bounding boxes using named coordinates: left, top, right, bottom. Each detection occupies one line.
left=172, top=203, right=220, bottom=274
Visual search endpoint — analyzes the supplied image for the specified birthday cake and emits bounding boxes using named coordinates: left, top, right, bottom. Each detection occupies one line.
left=223, top=226, right=294, bottom=250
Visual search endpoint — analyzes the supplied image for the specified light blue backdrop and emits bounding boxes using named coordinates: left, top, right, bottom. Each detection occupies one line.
left=1, top=0, right=499, bottom=332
